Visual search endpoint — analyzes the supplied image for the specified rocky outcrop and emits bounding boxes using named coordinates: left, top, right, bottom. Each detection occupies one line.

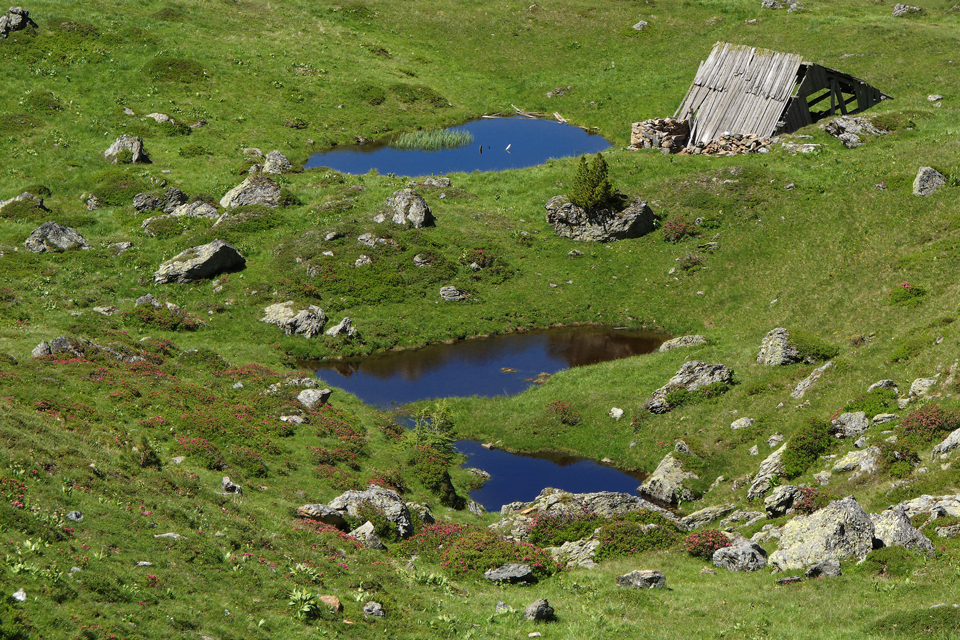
left=645, top=360, right=733, bottom=414
left=154, top=239, right=246, bottom=284
left=325, top=317, right=356, bottom=338
left=639, top=453, right=698, bottom=504
left=376, top=189, right=434, bottom=228
left=349, top=521, right=387, bottom=550
left=104, top=135, right=150, bottom=164
left=297, top=388, right=332, bottom=409
left=756, top=328, right=800, bottom=365
left=731, top=417, right=755, bottom=430
left=658, top=335, right=706, bottom=352
left=24, top=222, right=90, bottom=253
left=548, top=535, right=602, bottom=569
left=791, top=361, right=834, bottom=399
left=870, top=508, right=934, bottom=553
left=328, top=485, right=413, bottom=538
left=262, top=150, right=293, bottom=175
left=932, top=428, right=960, bottom=460
left=679, top=504, right=737, bottom=529
left=805, top=559, right=841, bottom=578
left=439, top=286, right=469, bottom=301
left=0, top=7, right=36, bottom=38
left=220, top=174, right=281, bottom=208
left=617, top=569, right=666, bottom=588
left=821, top=116, right=887, bottom=149
left=0, top=191, right=44, bottom=213
left=832, top=447, right=880, bottom=474
left=296, top=503, right=348, bottom=528
left=764, top=485, right=801, bottom=518
left=545, top=195, right=656, bottom=242
left=746, top=444, right=787, bottom=500
left=492, top=487, right=678, bottom=541
left=484, top=563, right=534, bottom=584
left=32, top=336, right=144, bottom=364
left=261, top=301, right=326, bottom=338
left=831, top=412, right=869, bottom=439
left=769, top=496, right=875, bottom=570
left=895, top=494, right=960, bottom=519
left=893, top=3, right=921, bottom=16
left=913, top=167, right=945, bottom=197
left=713, top=542, right=767, bottom=572
left=171, top=201, right=219, bottom=219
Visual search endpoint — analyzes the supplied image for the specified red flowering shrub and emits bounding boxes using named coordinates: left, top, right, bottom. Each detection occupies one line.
left=177, top=437, right=225, bottom=470
left=662, top=215, right=698, bottom=243
left=897, top=404, right=960, bottom=448
left=546, top=399, right=582, bottom=426
left=684, top=529, right=731, bottom=559
left=793, top=488, right=831, bottom=515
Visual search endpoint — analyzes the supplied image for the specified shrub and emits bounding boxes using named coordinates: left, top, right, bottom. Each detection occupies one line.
left=22, top=184, right=52, bottom=197
left=438, top=528, right=559, bottom=580
left=144, top=56, right=208, bottom=82
left=356, top=82, right=387, bottom=106
left=664, top=381, right=733, bottom=410
left=678, top=252, right=704, bottom=272
left=793, top=487, right=830, bottom=515
left=594, top=513, right=681, bottom=561
left=0, top=112, right=42, bottom=134
left=782, top=418, right=834, bottom=479
left=877, top=439, right=918, bottom=479
left=890, top=335, right=930, bottom=363
left=662, top=215, right=698, bottom=243
left=897, top=404, right=960, bottom=448
left=788, top=328, right=840, bottom=361
left=547, top=399, right=582, bottom=426
left=352, top=500, right=404, bottom=542
left=568, top=152, right=618, bottom=213
left=888, top=281, right=926, bottom=307
left=24, top=90, right=61, bottom=111
left=90, top=170, right=151, bottom=206
left=526, top=507, right=607, bottom=546
left=123, top=306, right=204, bottom=331
left=367, top=468, right=407, bottom=494
left=844, top=388, right=898, bottom=416
left=0, top=197, right=46, bottom=221
left=177, top=437, right=225, bottom=470
left=408, top=445, right=462, bottom=508
left=684, top=529, right=731, bottom=559
left=231, top=446, right=268, bottom=477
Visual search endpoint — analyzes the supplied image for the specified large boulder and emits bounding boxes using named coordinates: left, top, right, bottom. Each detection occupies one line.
left=645, top=360, right=733, bottom=414
left=261, top=301, right=326, bottom=338
left=831, top=412, right=869, bottom=439
left=913, top=167, right=945, bottom=197
left=545, top=195, right=656, bottom=242
left=932, top=427, right=960, bottom=460
left=484, top=563, right=534, bottom=584
left=746, top=444, right=787, bottom=500
left=327, top=485, right=413, bottom=538
left=377, top=189, right=434, bottom=228
left=639, top=453, right=698, bottom=504
left=104, top=134, right=150, bottom=164
left=220, top=174, right=281, bottom=208
left=262, top=150, right=293, bottom=175
left=296, top=503, right=348, bottom=529
left=713, top=542, right=768, bottom=572
left=24, top=222, right=90, bottom=253
left=154, top=239, right=246, bottom=284
left=756, top=328, right=800, bottom=365
left=895, top=494, right=960, bottom=519
left=870, top=508, right=935, bottom=553
left=0, top=7, right=36, bottom=38
left=171, top=200, right=219, bottom=219
left=832, top=447, right=880, bottom=474
left=769, top=496, right=875, bottom=571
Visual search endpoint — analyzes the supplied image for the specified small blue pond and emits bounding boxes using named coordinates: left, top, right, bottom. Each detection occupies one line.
left=304, top=116, right=612, bottom=176
left=311, top=327, right=663, bottom=510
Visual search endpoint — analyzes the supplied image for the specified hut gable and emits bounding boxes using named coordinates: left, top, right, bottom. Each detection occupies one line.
left=675, top=42, right=890, bottom=147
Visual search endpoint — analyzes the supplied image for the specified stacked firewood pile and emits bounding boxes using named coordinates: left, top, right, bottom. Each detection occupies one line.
left=629, top=118, right=690, bottom=154
left=680, top=133, right=773, bottom=156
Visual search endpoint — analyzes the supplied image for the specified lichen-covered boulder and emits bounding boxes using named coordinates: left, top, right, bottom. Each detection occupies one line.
left=328, top=485, right=413, bottom=538
left=832, top=447, right=880, bottom=474
left=296, top=503, right=348, bottom=529
left=913, top=166, right=945, bottom=196
left=658, top=335, right=707, bottom=353
left=154, top=239, right=245, bottom=284
left=639, top=453, right=698, bottom=504
left=769, top=496, right=875, bottom=570
left=220, top=174, right=281, bottom=208
left=645, top=360, right=733, bottom=414
left=757, top=328, right=800, bottom=365
left=932, top=427, right=960, bottom=460
left=262, top=150, right=293, bottom=175
left=24, top=222, right=90, bottom=253
left=104, top=134, right=150, bottom=164
left=713, top=542, right=767, bottom=572
left=870, top=507, right=935, bottom=553
left=764, top=485, right=802, bottom=517
left=545, top=195, right=656, bottom=242
left=261, top=301, right=326, bottom=338
left=746, top=444, right=787, bottom=500
left=616, top=569, right=666, bottom=588
left=831, top=412, right=870, bottom=439
left=377, top=189, right=434, bottom=228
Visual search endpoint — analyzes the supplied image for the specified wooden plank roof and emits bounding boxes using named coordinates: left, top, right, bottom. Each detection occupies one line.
left=675, top=42, right=804, bottom=146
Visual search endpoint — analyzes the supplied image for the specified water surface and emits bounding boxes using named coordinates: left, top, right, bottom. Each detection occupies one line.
left=304, top=116, right=612, bottom=176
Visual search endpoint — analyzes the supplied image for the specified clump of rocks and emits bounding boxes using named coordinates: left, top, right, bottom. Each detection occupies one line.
left=261, top=301, right=326, bottom=338
left=0, top=7, right=36, bottom=39
left=104, top=135, right=150, bottom=164
left=374, top=189, right=434, bottom=228
left=644, top=360, right=733, bottom=413
left=24, top=222, right=90, bottom=253
left=629, top=117, right=690, bottom=154
left=820, top=116, right=887, bottom=148
left=544, top=195, right=656, bottom=242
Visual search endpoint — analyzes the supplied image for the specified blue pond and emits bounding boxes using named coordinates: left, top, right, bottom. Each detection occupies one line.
left=304, top=116, right=612, bottom=176
left=311, top=327, right=663, bottom=510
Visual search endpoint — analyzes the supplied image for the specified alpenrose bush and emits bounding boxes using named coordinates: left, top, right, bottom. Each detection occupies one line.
left=526, top=507, right=607, bottom=546
left=897, top=404, right=960, bottom=448
left=684, top=529, right=731, bottom=559
left=793, top=488, right=831, bottom=515
left=594, top=515, right=682, bottom=561
left=888, top=281, right=927, bottom=308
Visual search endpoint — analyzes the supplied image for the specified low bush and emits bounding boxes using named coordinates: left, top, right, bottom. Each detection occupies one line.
left=90, top=170, right=151, bottom=206
left=678, top=252, right=705, bottom=272
left=788, top=328, right=840, bottom=361
left=568, top=152, right=618, bottom=213
left=547, top=399, right=582, bottom=426
left=877, top=439, right=918, bottom=479
left=123, top=306, right=204, bottom=331
left=844, top=388, right=898, bottom=416
left=438, top=528, right=559, bottom=580
left=177, top=436, right=225, bottom=470
left=664, top=380, right=733, bottom=409
left=897, top=404, right=960, bottom=448
left=855, top=546, right=919, bottom=578
left=684, top=529, right=731, bottom=559
left=890, top=335, right=931, bottom=363
left=793, top=487, right=830, bottom=514
left=662, top=215, right=698, bottom=243
left=24, top=90, right=61, bottom=111
left=888, top=281, right=926, bottom=307
left=526, top=507, right=607, bottom=546
left=782, top=418, right=834, bottom=479
left=356, top=82, right=387, bottom=106
left=0, top=112, right=42, bottom=134
left=594, top=512, right=682, bottom=561
left=408, top=445, right=462, bottom=508
left=144, top=56, right=208, bottom=82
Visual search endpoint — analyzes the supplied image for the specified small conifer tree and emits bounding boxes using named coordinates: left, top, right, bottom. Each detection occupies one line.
left=568, top=152, right=617, bottom=213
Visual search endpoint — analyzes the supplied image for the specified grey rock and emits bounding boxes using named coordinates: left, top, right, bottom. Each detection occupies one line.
left=832, top=446, right=880, bottom=474
left=805, top=559, right=841, bottom=578
left=0, top=7, right=35, bottom=39
left=832, top=412, right=869, bottom=439
left=868, top=380, right=899, bottom=394
left=484, top=563, right=534, bottom=584
left=932, top=428, right=960, bottom=460
left=757, top=328, right=800, bottom=365
left=874, top=413, right=899, bottom=425
left=171, top=201, right=219, bottom=219
left=108, top=241, right=134, bottom=255
left=893, top=3, right=921, bottom=16
left=548, top=536, right=602, bottom=569
left=769, top=496, right=875, bottom=570
left=913, top=167, right=945, bottom=196
left=761, top=0, right=783, bottom=7
left=297, top=388, right=332, bottom=408
left=362, top=601, right=385, bottom=617
left=731, top=417, right=756, bottom=430
left=524, top=599, right=555, bottom=621
left=721, top=510, right=766, bottom=530
left=325, top=317, right=356, bottom=338
left=93, top=306, right=119, bottom=316
left=467, top=501, right=487, bottom=516
left=837, top=133, right=861, bottom=148
left=791, top=361, right=834, bottom=399
left=221, top=476, right=242, bottom=495
left=160, top=188, right=189, bottom=214
left=133, top=193, right=164, bottom=212
left=895, top=494, right=960, bottom=519
left=632, top=20, right=648, bottom=30
left=355, top=254, right=372, bottom=267
left=713, top=542, right=768, bottom=572
left=136, top=294, right=161, bottom=308
left=350, top=521, right=387, bottom=550
left=405, top=501, right=435, bottom=525
left=413, top=254, right=430, bottom=268
left=936, top=524, right=960, bottom=538
left=85, top=194, right=102, bottom=211
left=145, top=112, right=174, bottom=124
left=658, top=335, right=707, bottom=352
left=764, top=485, right=801, bottom=518
left=639, top=453, right=698, bottom=504
left=154, top=532, right=184, bottom=540
left=545, top=195, right=656, bottom=242
left=749, top=445, right=760, bottom=456
left=645, top=360, right=733, bottom=414
left=909, top=378, right=939, bottom=400
left=262, top=150, right=293, bottom=175
left=66, top=510, right=83, bottom=522
left=382, top=189, right=434, bottom=228
left=0, top=191, right=44, bottom=213
left=296, top=503, right=347, bottom=529
left=104, top=135, right=150, bottom=164
left=679, top=504, right=737, bottom=529
left=768, top=433, right=785, bottom=448
left=747, top=444, right=787, bottom=500
left=822, top=116, right=887, bottom=141
left=24, top=222, right=90, bottom=253
left=154, top=239, right=245, bottom=284
left=616, top=569, right=665, bottom=588
left=871, top=508, right=934, bottom=553
left=440, top=286, right=469, bottom=301
left=328, top=485, right=413, bottom=538
left=220, top=174, right=282, bottom=208
left=261, top=301, right=326, bottom=338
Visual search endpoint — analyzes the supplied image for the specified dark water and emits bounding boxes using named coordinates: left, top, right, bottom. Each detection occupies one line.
left=312, top=326, right=665, bottom=407
left=309, top=326, right=664, bottom=510
left=304, top=116, right=612, bottom=176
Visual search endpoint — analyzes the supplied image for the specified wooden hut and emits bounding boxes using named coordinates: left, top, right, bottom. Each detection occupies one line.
left=675, top=42, right=891, bottom=147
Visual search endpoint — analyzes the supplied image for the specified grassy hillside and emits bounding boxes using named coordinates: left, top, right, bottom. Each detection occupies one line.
left=2, top=0, right=960, bottom=638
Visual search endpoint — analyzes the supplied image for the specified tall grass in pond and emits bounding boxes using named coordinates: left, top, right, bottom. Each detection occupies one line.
left=390, top=129, right=474, bottom=151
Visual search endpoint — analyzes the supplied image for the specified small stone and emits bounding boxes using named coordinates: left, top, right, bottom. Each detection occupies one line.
left=320, top=595, right=343, bottom=612
left=609, top=407, right=624, bottom=420
left=616, top=569, right=665, bottom=589
left=12, top=589, right=26, bottom=602
left=153, top=532, right=183, bottom=540
left=776, top=575, right=804, bottom=585
left=66, top=510, right=83, bottom=522
left=524, top=599, right=555, bottom=622
left=731, top=417, right=755, bottom=430
left=363, top=601, right=385, bottom=617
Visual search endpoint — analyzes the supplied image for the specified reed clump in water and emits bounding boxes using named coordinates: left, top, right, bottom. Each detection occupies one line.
left=390, top=128, right=474, bottom=151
